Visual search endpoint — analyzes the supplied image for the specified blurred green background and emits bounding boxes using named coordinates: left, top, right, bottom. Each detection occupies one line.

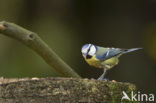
left=0, top=0, right=156, bottom=94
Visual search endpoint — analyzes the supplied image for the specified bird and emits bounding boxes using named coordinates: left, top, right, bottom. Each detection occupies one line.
left=81, top=44, right=141, bottom=80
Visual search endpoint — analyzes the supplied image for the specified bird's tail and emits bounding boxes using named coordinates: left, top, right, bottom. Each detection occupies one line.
left=122, top=48, right=142, bottom=54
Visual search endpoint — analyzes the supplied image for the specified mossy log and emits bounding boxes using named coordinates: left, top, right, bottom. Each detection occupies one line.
left=0, top=77, right=136, bottom=103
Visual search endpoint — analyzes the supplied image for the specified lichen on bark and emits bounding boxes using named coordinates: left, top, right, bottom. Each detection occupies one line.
left=0, top=77, right=137, bottom=103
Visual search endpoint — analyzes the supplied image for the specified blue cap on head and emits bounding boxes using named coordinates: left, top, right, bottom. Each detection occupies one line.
left=81, top=44, right=97, bottom=57
left=81, top=44, right=91, bottom=51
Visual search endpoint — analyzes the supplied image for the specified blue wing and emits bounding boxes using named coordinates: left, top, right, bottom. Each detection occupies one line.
left=96, top=48, right=122, bottom=61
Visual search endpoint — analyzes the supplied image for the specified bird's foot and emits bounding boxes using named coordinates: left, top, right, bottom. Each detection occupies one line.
left=91, top=78, right=96, bottom=80
left=98, top=78, right=109, bottom=81
left=103, top=78, right=109, bottom=81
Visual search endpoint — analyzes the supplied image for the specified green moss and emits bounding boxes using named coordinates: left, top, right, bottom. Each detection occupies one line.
left=105, top=82, right=137, bottom=103
left=0, top=78, right=137, bottom=103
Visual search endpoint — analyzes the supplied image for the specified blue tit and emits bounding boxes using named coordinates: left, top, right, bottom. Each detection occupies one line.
left=81, top=44, right=141, bottom=80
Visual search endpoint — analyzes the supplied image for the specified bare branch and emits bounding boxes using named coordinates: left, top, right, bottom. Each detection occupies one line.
left=0, top=21, right=80, bottom=78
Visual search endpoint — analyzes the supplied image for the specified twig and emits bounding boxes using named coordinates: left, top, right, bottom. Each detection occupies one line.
left=0, top=21, right=80, bottom=78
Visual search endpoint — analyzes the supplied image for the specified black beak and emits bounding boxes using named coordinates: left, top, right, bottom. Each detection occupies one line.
left=86, top=55, right=92, bottom=59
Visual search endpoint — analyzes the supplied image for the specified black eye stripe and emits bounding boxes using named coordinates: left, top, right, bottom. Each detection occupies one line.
left=87, top=44, right=92, bottom=55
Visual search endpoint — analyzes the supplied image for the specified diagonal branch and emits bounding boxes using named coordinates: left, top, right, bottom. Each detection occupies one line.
left=0, top=21, right=80, bottom=78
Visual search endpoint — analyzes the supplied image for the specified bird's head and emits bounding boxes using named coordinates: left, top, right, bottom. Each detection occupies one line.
left=81, top=44, right=97, bottom=59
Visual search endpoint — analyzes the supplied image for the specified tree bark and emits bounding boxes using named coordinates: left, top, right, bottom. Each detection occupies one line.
left=0, top=77, right=137, bottom=103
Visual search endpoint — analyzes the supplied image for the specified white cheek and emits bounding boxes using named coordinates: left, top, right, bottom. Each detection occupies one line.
left=82, top=49, right=87, bottom=54
left=88, top=46, right=96, bottom=55
left=81, top=44, right=91, bottom=54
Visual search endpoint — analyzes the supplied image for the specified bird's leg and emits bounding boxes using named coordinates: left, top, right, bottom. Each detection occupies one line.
left=98, top=69, right=107, bottom=81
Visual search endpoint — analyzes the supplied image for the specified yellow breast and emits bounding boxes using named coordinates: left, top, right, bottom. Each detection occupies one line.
left=84, top=55, right=119, bottom=69
left=103, top=57, right=119, bottom=69
left=85, top=55, right=101, bottom=68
